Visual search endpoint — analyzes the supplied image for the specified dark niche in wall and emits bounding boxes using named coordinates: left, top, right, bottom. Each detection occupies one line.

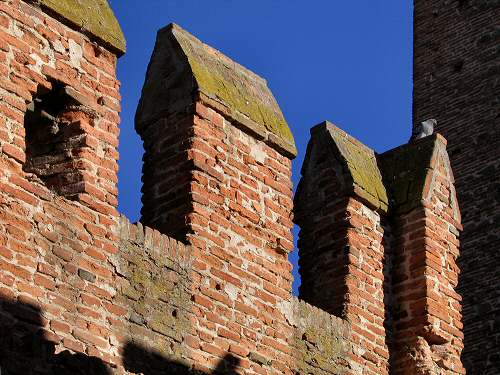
left=23, top=82, right=94, bottom=198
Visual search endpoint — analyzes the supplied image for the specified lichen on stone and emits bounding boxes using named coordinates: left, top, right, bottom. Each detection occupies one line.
left=171, top=24, right=296, bottom=155
left=33, top=0, right=126, bottom=54
left=116, top=235, right=192, bottom=363
left=320, top=121, right=389, bottom=212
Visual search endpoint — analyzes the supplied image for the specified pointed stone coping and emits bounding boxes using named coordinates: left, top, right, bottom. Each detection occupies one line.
left=310, top=121, right=389, bottom=213
left=136, top=23, right=296, bottom=157
left=380, top=133, right=454, bottom=215
left=304, top=122, right=457, bottom=217
left=28, top=0, right=126, bottom=55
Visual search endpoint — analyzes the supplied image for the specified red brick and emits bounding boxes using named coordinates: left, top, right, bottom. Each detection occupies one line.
left=63, top=337, right=85, bottom=353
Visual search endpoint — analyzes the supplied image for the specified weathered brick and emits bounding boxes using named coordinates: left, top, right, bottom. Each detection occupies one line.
left=0, top=3, right=471, bottom=374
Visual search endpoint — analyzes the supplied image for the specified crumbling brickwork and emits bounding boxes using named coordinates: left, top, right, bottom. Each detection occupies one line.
left=133, top=24, right=350, bottom=374
left=0, top=3, right=354, bottom=372
left=413, top=1, right=500, bottom=372
left=380, top=136, right=464, bottom=374
left=0, top=1, right=469, bottom=374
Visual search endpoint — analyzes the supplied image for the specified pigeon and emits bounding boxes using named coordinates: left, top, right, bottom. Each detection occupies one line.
left=410, top=118, right=436, bottom=142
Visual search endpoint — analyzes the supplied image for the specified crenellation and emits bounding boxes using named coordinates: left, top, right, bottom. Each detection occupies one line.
left=295, top=123, right=464, bottom=374
left=0, top=0, right=488, bottom=373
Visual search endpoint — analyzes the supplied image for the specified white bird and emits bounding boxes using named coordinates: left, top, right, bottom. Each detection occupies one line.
left=410, top=119, right=436, bottom=142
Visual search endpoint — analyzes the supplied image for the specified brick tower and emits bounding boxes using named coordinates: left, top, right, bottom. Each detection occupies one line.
left=413, top=1, right=500, bottom=372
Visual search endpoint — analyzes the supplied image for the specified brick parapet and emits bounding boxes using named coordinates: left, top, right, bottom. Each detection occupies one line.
left=296, top=123, right=464, bottom=374
left=185, top=101, right=296, bottom=374
left=133, top=22, right=360, bottom=375
left=295, top=123, right=391, bottom=374
left=115, top=218, right=358, bottom=375
left=390, top=138, right=464, bottom=373
left=0, top=0, right=123, bottom=372
left=114, top=217, right=357, bottom=374
left=0, top=2, right=469, bottom=373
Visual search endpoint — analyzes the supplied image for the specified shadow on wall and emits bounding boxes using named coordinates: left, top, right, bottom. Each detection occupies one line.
left=0, top=298, right=110, bottom=375
left=123, top=342, right=241, bottom=374
left=0, top=298, right=240, bottom=374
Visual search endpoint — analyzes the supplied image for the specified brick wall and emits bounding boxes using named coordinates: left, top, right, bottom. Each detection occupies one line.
left=133, top=24, right=324, bottom=374
left=413, top=1, right=500, bottom=372
left=295, top=123, right=391, bottom=374
left=381, top=135, right=464, bottom=374
left=186, top=102, right=296, bottom=373
left=117, top=218, right=357, bottom=375
left=0, top=6, right=355, bottom=374
left=0, top=2, right=469, bottom=374
left=285, top=298, right=353, bottom=374
left=115, top=216, right=194, bottom=373
left=0, top=0, right=125, bottom=372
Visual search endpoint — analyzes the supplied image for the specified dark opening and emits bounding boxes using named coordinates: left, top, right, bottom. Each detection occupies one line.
left=453, top=60, right=464, bottom=73
left=23, top=82, right=91, bottom=197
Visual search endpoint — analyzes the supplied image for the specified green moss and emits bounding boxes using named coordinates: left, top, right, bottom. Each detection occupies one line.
left=171, top=25, right=295, bottom=152
left=37, top=0, right=126, bottom=54
left=326, top=123, right=388, bottom=212
left=189, top=59, right=293, bottom=144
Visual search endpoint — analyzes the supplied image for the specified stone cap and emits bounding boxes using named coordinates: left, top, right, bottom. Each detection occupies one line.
left=28, top=0, right=126, bottom=55
left=136, top=23, right=296, bottom=158
left=310, top=121, right=389, bottom=212
left=380, top=133, right=454, bottom=214
left=298, top=122, right=460, bottom=220
left=171, top=24, right=296, bottom=156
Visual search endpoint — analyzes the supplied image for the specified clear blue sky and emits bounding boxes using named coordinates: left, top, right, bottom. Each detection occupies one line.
left=110, top=1, right=414, bottom=293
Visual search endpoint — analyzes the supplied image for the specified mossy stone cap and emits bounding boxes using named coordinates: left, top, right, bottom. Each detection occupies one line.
left=380, top=134, right=451, bottom=214
left=32, top=0, right=126, bottom=55
left=136, top=23, right=296, bottom=157
left=315, top=121, right=389, bottom=212
left=173, top=24, right=296, bottom=156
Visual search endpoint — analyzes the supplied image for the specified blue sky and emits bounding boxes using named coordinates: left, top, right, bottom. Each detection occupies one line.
left=110, top=1, right=413, bottom=293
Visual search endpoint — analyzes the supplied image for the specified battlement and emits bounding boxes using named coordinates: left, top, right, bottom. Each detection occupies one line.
left=0, top=1, right=467, bottom=374
left=295, top=122, right=463, bottom=373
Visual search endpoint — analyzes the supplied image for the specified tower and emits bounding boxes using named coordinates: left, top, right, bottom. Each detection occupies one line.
left=413, top=1, right=500, bottom=371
